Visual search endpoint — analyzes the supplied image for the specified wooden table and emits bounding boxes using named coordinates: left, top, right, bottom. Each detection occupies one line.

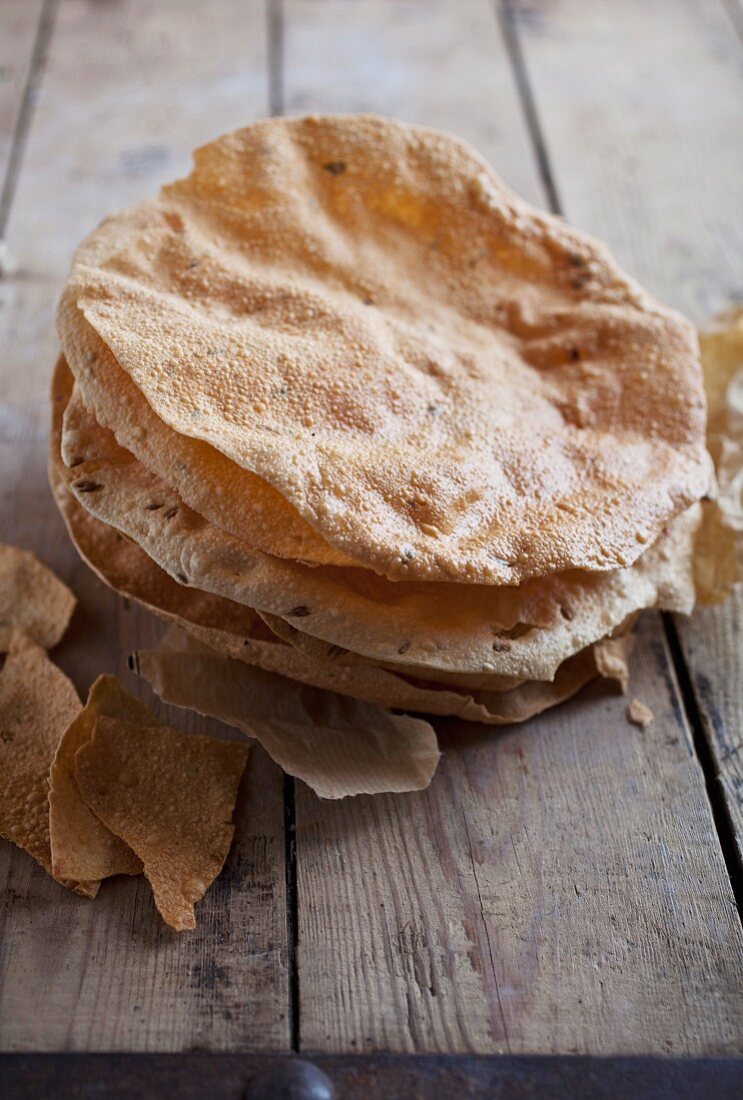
left=0, top=1, right=741, bottom=1093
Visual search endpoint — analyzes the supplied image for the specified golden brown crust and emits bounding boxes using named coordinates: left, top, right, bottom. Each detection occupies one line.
left=48, top=368, right=627, bottom=724
left=51, top=355, right=699, bottom=680
left=58, top=115, right=709, bottom=585
left=0, top=634, right=95, bottom=894
left=57, top=292, right=359, bottom=568
left=75, top=715, right=248, bottom=930
left=49, top=676, right=151, bottom=883
left=0, top=543, right=75, bottom=652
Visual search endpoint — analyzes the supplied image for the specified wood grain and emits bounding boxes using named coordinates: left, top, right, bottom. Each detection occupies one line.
left=0, top=748, right=287, bottom=1051
left=284, top=0, right=743, bottom=1054
left=510, top=0, right=743, bottom=323
left=511, top=0, right=743, bottom=878
left=0, top=0, right=289, bottom=1052
left=283, top=0, right=545, bottom=206
left=0, top=0, right=740, bottom=1059
left=296, top=616, right=743, bottom=1055
left=675, top=591, right=743, bottom=865
left=0, top=0, right=45, bottom=218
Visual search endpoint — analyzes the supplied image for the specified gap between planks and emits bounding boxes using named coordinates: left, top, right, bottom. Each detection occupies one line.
left=663, top=614, right=743, bottom=908
left=268, top=0, right=285, bottom=117
left=284, top=0, right=742, bottom=1056
left=497, top=0, right=561, bottom=214
left=0, top=0, right=289, bottom=1052
left=1, top=0, right=739, bottom=1056
left=497, top=0, right=743, bottom=919
left=0, top=0, right=56, bottom=236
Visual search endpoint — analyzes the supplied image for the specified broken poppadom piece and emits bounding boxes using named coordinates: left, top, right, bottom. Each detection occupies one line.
left=136, top=630, right=441, bottom=799
left=592, top=634, right=634, bottom=694
left=627, top=698, right=654, bottom=728
left=49, top=675, right=151, bottom=883
left=0, top=633, right=95, bottom=894
left=695, top=308, right=743, bottom=602
left=0, top=543, right=75, bottom=652
left=74, top=714, right=249, bottom=930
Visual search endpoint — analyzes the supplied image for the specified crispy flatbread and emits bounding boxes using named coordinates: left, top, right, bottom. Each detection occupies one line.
left=694, top=308, right=743, bottom=601
left=49, top=434, right=620, bottom=724
left=139, top=630, right=441, bottom=799
left=75, top=715, right=248, bottom=930
left=49, top=675, right=151, bottom=883
left=0, top=543, right=75, bottom=652
left=0, top=633, right=94, bottom=894
left=58, top=305, right=356, bottom=567
left=58, top=115, right=709, bottom=585
left=137, top=628, right=631, bottom=738
left=53, top=356, right=698, bottom=680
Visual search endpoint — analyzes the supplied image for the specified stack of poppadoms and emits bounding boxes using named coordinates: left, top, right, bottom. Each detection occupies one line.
left=49, top=115, right=737, bottom=795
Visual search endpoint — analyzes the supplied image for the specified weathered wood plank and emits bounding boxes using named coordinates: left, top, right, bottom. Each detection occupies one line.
left=0, top=0, right=289, bottom=1052
left=0, top=0, right=45, bottom=217
left=283, top=0, right=545, bottom=206
left=284, top=0, right=743, bottom=1054
left=674, top=591, right=743, bottom=866
left=296, top=617, right=743, bottom=1054
left=0, top=748, right=286, bottom=1052
left=511, top=0, right=743, bottom=885
left=510, top=0, right=743, bottom=323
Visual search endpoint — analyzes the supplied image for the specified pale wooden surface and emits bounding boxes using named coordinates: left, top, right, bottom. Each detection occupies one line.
left=0, top=0, right=45, bottom=214
left=283, top=0, right=544, bottom=207
left=0, top=0, right=741, bottom=1057
left=676, top=590, right=743, bottom=864
left=283, top=0, right=743, bottom=1055
left=0, top=0, right=288, bottom=1053
left=296, top=616, right=742, bottom=1054
left=511, top=0, right=743, bottom=918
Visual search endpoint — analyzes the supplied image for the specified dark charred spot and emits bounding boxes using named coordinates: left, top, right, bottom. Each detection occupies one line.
left=560, top=605, right=574, bottom=621
left=362, top=297, right=374, bottom=306
left=73, top=479, right=102, bottom=493
left=164, top=506, right=179, bottom=520
left=568, top=346, right=581, bottom=362
left=323, top=160, right=346, bottom=175
left=176, top=572, right=188, bottom=584
left=492, top=639, right=512, bottom=653
left=288, top=605, right=311, bottom=618
left=570, top=275, right=588, bottom=290
left=568, top=252, right=586, bottom=268
left=145, top=501, right=163, bottom=511
left=398, top=641, right=411, bottom=655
